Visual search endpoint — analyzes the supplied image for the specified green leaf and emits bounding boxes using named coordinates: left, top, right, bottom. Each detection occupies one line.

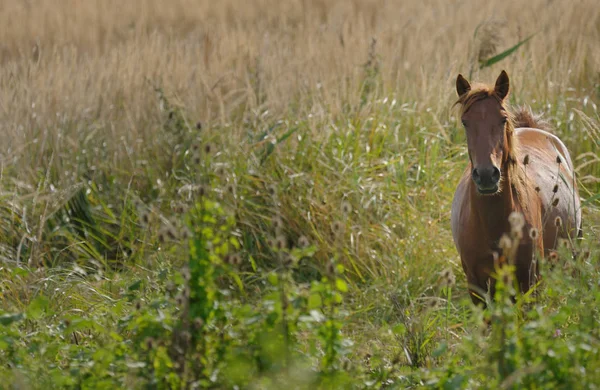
left=392, top=323, right=406, bottom=336
left=308, top=293, right=322, bottom=309
left=335, top=278, right=348, bottom=293
left=27, top=296, right=51, bottom=320
left=581, top=193, right=600, bottom=207
left=479, top=34, right=536, bottom=69
left=0, top=313, right=24, bottom=326
left=267, top=272, right=279, bottom=286
left=128, top=280, right=142, bottom=291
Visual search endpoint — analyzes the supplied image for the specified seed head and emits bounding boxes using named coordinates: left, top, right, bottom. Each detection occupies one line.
left=272, top=216, right=283, bottom=231
left=554, top=216, right=563, bottom=227
left=267, top=184, right=277, bottom=197
left=193, top=317, right=204, bottom=330
left=191, top=143, right=200, bottom=153
left=535, top=186, right=541, bottom=192
left=166, top=226, right=178, bottom=240
left=440, top=268, right=455, bottom=287
left=511, top=228, right=523, bottom=240
left=140, top=211, right=150, bottom=225
left=194, top=184, right=207, bottom=197
left=529, top=227, right=539, bottom=240
left=523, top=154, right=530, bottom=165
left=558, top=238, right=570, bottom=249
left=214, top=165, right=226, bottom=178
left=327, top=261, right=336, bottom=275
left=552, top=184, right=559, bottom=193
left=196, top=121, right=202, bottom=130
left=548, top=251, right=559, bottom=265
left=499, top=234, right=512, bottom=251
left=341, top=201, right=352, bottom=215
left=331, top=221, right=344, bottom=235
left=204, top=143, right=213, bottom=155
left=581, top=249, right=591, bottom=261
left=501, top=272, right=512, bottom=287
left=276, top=235, right=287, bottom=250
left=298, top=235, right=310, bottom=248
left=552, top=198, right=560, bottom=207
left=225, top=183, right=236, bottom=195
left=556, top=155, right=562, bottom=164
left=192, top=154, right=201, bottom=165
left=135, top=301, right=142, bottom=310
left=180, top=228, right=191, bottom=240
left=230, top=253, right=242, bottom=266
left=509, top=211, right=525, bottom=230
left=145, top=337, right=155, bottom=350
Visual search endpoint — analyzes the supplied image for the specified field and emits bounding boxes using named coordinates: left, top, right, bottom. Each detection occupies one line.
left=1, top=0, right=600, bottom=388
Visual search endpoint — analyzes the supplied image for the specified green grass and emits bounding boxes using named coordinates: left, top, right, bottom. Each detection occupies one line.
left=0, top=3, right=600, bottom=385
left=0, top=81, right=599, bottom=388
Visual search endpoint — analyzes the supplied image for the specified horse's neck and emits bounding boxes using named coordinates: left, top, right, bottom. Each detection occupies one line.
left=470, top=165, right=518, bottom=242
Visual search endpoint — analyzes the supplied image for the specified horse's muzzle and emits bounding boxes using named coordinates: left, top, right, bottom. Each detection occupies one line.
left=472, top=166, right=500, bottom=194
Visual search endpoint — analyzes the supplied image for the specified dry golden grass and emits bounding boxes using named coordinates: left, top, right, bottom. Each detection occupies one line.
left=1, top=0, right=598, bottom=145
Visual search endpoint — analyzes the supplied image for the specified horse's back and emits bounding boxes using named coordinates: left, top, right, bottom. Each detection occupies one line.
left=516, top=127, right=582, bottom=244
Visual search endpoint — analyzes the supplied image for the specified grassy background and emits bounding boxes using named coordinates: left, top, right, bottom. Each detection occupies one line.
left=0, top=0, right=599, bottom=388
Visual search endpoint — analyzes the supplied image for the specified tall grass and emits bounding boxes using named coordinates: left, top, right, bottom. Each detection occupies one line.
left=0, top=0, right=599, bottom=387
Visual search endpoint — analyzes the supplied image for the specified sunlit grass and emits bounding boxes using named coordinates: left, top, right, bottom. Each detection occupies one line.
left=0, top=0, right=598, bottom=388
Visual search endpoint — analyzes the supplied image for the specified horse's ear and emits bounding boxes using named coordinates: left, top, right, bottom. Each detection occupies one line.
left=494, top=70, right=510, bottom=100
left=456, top=74, right=471, bottom=97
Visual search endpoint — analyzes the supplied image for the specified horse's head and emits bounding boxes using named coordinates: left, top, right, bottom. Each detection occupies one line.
left=456, top=70, right=513, bottom=195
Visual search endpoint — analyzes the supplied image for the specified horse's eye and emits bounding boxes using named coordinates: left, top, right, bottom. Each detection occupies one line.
left=501, top=118, right=508, bottom=125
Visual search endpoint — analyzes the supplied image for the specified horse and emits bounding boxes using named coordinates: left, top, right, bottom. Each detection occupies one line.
left=450, top=70, right=582, bottom=305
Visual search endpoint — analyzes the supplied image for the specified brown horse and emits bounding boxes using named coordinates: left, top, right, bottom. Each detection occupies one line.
left=451, top=70, right=582, bottom=304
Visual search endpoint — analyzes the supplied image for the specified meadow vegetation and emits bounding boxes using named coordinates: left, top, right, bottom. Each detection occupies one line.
left=0, top=0, right=599, bottom=388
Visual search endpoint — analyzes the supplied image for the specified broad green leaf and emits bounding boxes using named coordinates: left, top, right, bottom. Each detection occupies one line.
left=479, top=34, right=536, bottom=69
left=308, top=293, right=322, bottom=309
left=0, top=313, right=24, bottom=326
left=267, top=272, right=278, bottom=286
left=335, top=278, right=348, bottom=293
left=27, top=296, right=51, bottom=320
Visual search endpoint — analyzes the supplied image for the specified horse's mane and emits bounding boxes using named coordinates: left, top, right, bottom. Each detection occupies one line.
left=455, top=85, right=539, bottom=212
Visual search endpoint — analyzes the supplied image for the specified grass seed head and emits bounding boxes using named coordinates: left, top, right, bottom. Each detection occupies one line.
left=548, top=251, right=559, bottom=265
left=552, top=184, right=559, bottom=193
left=272, top=216, right=283, bottom=231
left=523, top=154, right=530, bottom=165
left=556, top=155, right=562, bottom=164
left=499, top=234, right=512, bottom=251
left=331, top=221, right=344, bottom=236
left=193, top=317, right=204, bottom=330
left=276, top=235, right=287, bottom=250
left=341, top=201, right=352, bottom=215
left=552, top=198, right=560, bottom=207
left=554, top=216, right=562, bottom=227
left=509, top=211, right=525, bottom=231
left=225, top=183, right=236, bottom=195
left=529, top=227, right=539, bottom=240
left=327, top=261, right=336, bottom=276
left=298, top=235, right=310, bottom=248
